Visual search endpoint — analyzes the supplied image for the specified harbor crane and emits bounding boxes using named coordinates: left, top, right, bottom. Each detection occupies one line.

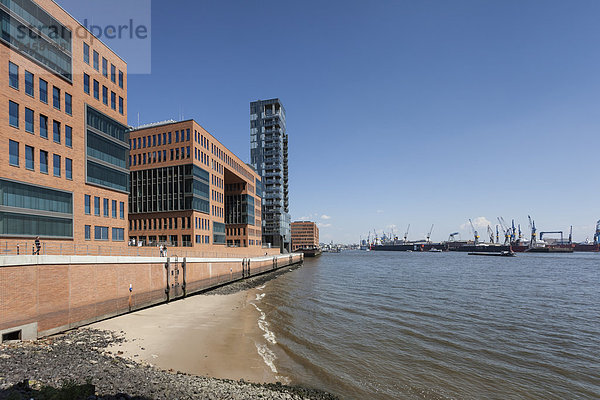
left=569, top=226, right=572, bottom=244
left=469, top=219, right=480, bottom=245
left=511, top=220, right=517, bottom=242
left=595, top=220, right=600, bottom=244
left=496, top=225, right=500, bottom=243
left=487, top=225, right=495, bottom=243
left=426, top=225, right=434, bottom=243
left=528, top=215, right=537, bottom=246
left=403, top=224, right=410, bottom=243
left=448, top=232, right=460, bottom=241
left=497, top=217, right=510, bottom=244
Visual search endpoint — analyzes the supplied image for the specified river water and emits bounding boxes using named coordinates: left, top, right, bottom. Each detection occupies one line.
left=255, top=251, right=600, bottom=399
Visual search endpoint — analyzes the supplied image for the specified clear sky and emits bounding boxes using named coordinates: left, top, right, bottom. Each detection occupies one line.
left=60, top=0, right=600, bottom=243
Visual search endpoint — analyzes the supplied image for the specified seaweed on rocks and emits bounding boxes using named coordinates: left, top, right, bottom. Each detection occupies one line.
left=206, top=263, right=302, bottom=296
left=0, top=329, right=337, bottom=400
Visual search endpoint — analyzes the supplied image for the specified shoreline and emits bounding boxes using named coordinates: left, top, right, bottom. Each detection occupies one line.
left=0, top=329, right=337, bottom=399
left=90, top=289, right=282, bottom=384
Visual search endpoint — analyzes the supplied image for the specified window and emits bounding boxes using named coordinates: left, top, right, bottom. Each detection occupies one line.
left=9, top=62, right=18, bottom=89
left=93, top=51, right=99, bottom=70
left=102, top=86, right=108, bottom=105
left=111, top=91, right=116, bottom=110
left=53, top=120, right=61, bottom=143
left=24, top=146, right=34, bottom=170
left=102, top=58, right=108, bottom=77
left=65, top=158, right=72, bottom=180
left=186, top=129, right=190, bottom=141
left=120, top=202, right=124, bottom=219
left=83, top=42, right=90, bottom=64
left=94, top=226, right=109, bottom=240
left=112, top=228, right=124, bottom=241
left=187, top=146, right=190, bottom=158
left=118, top=97, right=124, bottom=114
left=84, top=73, right=90, bottom=94
left=53, top=154, right=61, bottom=177
left=65, top=93, right=72, bottom=115
left=9, top=101, right=18, bottom=127
left=111, top=64, right=116, bottom=83
left=152, top=135, right=156, bottom=147
left=40, top=115, right=48, bottom=139
left=40, top=150, right=48, bottom=173
left=170, top=149, right=174, bottom=160
left=85, top=225, right=91, bottom=240
left=39, top=79, right=48, bottom=103
left=143, top=137, right=146, bottom=148
left=162, top=133, right=166, bottom=144
left=163, top=150, right=166, bottom=160
left=94, top=196, right=100, bottom=215
left=65, top=125, right=72, bottom=147
left=112, top=200, right=117, bottom=218
left=93, top=80, right=99, bottom=99
left=9, top=140, right=19, bottom=166
left=103, top=198, right=109, bottom=217
left=85, top=195, right=91, bottom=214
left=25, top=108, right=34, bottom=133
left=25, top=71, right=34, bottom=96
left=118, top=70, right=123, bottom=88
left=157, top=134, right=162, bottom=146
left=168, top=132, right=172, bottom=144
left=53, top=87, right=60, bottom=110
left=175, top=130, right=179, bottom=142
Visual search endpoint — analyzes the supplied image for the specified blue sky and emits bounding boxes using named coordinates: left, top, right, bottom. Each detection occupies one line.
left=61, top=0, right=600, bottom=243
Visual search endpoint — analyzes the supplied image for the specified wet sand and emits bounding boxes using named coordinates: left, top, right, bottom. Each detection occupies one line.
left=91, top=289, right=279, bottom=384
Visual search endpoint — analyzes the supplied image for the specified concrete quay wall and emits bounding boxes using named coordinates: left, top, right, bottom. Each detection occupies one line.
left=0, top=253, right=303, bottom=341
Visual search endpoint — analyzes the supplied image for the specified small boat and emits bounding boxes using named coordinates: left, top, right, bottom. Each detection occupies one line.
left=429, top=248, right=443, bottom=252
left=468, top=251, right=515, bottom=257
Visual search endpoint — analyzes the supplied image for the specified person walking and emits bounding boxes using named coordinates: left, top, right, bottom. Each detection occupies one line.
left=163, top=244, right=167, bottom=257
left=34, top=236, right=41, bottom=255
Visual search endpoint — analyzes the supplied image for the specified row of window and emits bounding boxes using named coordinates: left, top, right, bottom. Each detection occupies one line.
left=207, top=131, right=254, bottom=181
left=211, top=159, right=223, bottom=175
left=83, top=42, right=124, bottom=89
left=195, top=235, right=211, bottom=244
left=9, top=101, right=73, bottom=147
left=84, top=195, right=125, bottom=219
left=212, top=205, right=223, bottom=218
left=211, top=175, right=223, bottom=189
left=82, top=73, right=124, bottom=115
left=130, top=129, right=191, bottom=150
left=9, top=62, right=72, bottom=115
left=227, top=227, right=247, bottom=236
left=130, top=146, right=192, bottom=166
left=8, top=140, right=71, bottom=179
left=194, top=147, right=210, bottom=167
left=211, top=190, right=223, bottom=204
left=84, top=225, right=124, bottom=241
left=130, top=216, right=192, bottom=231
left=195, top=217, right=210, bottom=230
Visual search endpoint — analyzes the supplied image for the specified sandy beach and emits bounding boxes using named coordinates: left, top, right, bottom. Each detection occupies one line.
left=91, top=288, right=282, bottom=384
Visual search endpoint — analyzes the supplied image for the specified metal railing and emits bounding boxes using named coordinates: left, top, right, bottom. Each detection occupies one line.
left=0, top=240, right=275, bottom=259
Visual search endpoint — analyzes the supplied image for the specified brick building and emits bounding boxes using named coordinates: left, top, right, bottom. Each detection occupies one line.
left=1, top=0, right=129, bottom=250
left=291, top=221, right=319, bottom=251
left=128, top=120, right=263, bottom=250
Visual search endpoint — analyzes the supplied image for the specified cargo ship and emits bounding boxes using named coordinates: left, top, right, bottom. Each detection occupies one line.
left=370, top=242, right=446, bottom=252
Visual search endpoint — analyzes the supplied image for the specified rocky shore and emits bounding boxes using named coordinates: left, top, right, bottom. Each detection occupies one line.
left=206, top=263, right=302, bottom=295
left=0, top=329, right=337, bottom=400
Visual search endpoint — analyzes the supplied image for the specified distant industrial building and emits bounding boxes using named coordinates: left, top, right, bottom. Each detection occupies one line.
left=250, top=99, right=290, bottom=251
left=291, top=221, right=319, bottom=252
left=128, top=120, right=263, bottom=250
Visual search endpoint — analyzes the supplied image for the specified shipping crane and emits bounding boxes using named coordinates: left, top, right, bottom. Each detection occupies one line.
left=487, top=225, right=495, bottom=243
left=496, top=225, right=500, bottom=243
left=403, top=224, right=410, bottom=243
left=448, top=232, right=460, bottom=241
left=518, top=224, right=523, bottom=241
left=497, top=217, right=510, bottom=244
left=426, top=225, right=434, bottom=243
left=528, top=215, right=537, bottom=246
left=511, top=220, right=517, bottom=242
left=469, top=219, right=480, bottom=245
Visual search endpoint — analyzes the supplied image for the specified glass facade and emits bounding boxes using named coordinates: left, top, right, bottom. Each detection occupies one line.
left=129, top=164, right=210, bottom=214
left=0, top=178, right=73, bottom=238
left=86, top=105, right=129, bottom=192
left=213, top=221, right=226, bottom=244
left=225, top=194, right=255, bottom=226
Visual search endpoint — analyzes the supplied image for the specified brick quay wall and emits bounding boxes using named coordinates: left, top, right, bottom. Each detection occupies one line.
left=0, top=253, right=303, bottom=341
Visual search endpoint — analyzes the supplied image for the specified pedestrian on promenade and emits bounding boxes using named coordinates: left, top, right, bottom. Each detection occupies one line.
left=34, top=236, right=41, bottom=255
left=163, top=245, right=168, bottom=257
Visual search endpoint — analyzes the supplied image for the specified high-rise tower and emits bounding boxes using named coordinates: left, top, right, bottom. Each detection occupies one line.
left=250, top=99, right=290, bottom=251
